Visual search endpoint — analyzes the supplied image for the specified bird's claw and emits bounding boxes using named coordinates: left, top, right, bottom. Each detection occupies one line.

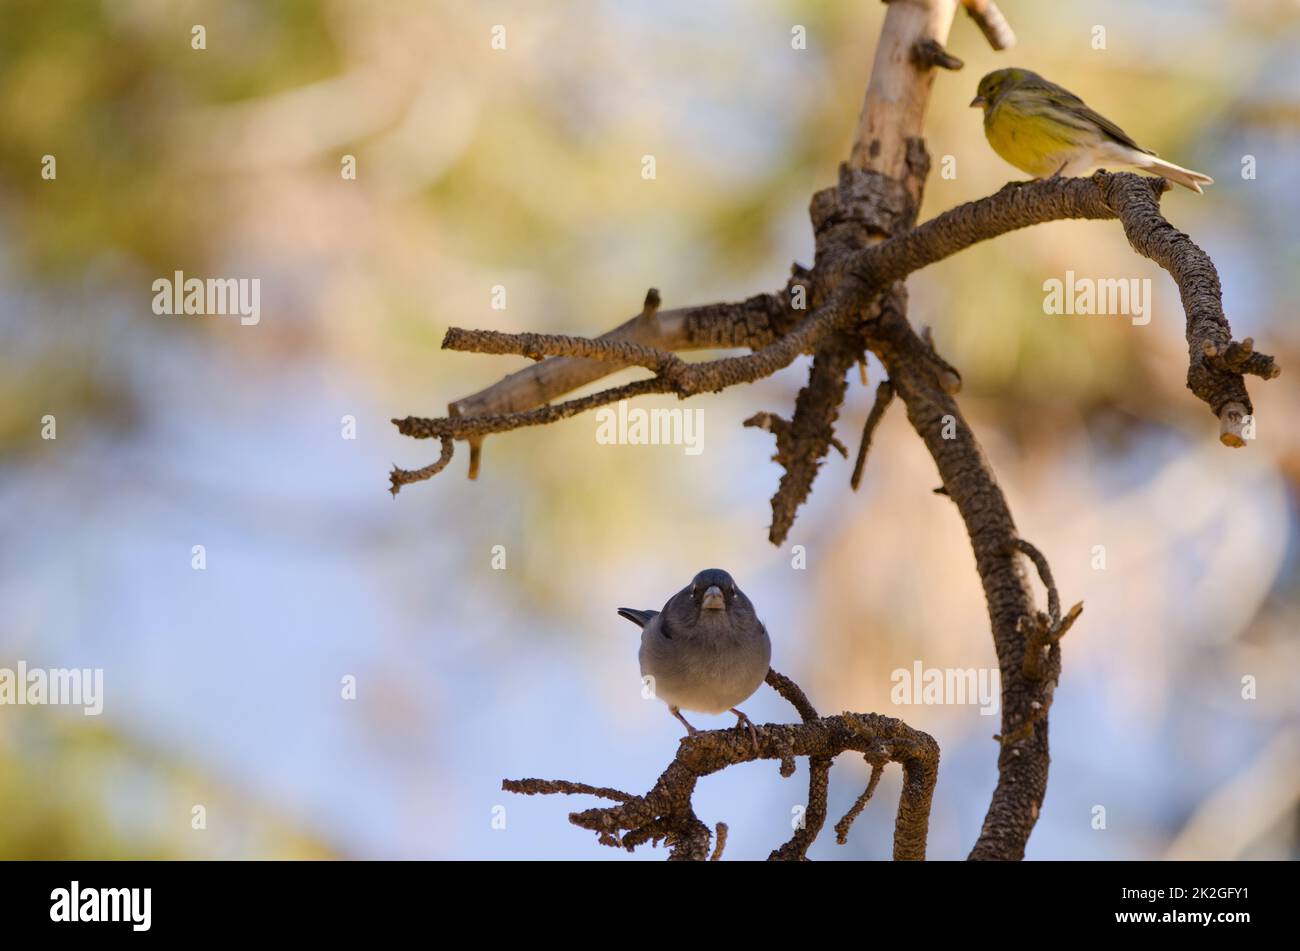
left=731, top=708, right=760, bottom=753
left=670, top=706, right=700, bottom=738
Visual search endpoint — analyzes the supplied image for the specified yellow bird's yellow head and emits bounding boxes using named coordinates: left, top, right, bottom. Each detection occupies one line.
left=969, top=67, right=1040, bottom=112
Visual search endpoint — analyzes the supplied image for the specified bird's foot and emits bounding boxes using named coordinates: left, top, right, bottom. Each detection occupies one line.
left=731, top=708, right=760, bottom=753
left=670, top=706, right=699, bottom=737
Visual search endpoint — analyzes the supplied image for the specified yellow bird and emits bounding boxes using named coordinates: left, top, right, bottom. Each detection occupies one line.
left=971, top=68, right=1213, bottom=193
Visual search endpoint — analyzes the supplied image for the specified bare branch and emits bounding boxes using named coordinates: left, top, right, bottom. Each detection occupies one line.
left=448, top=294, right=788, bottom=420
left=845, top=172, right=1279, bottom=431
left=400, top=172, right=1277, bottom=495
left=502, top=778, right=634, bottom=802
left=851, top=380, right=895, bottom=490
left=445, top=292, right=795, bottom=476
left=399, top=167, right=1279, bottom=504
left=502, top=670, right=939, bottom=860
left=865, top=309, right=1049, bottom=859
left=1218, top=401, right=1251, bottom=448
left=396, top=286, right=862, bottom=446
left=764, top=341, right=861, bottom=547
left=1101, top=182, right=1281, bottom=439
left=393, top=377, right=671, bottom=441
left=961, top=0, right=1016, bottom=50
left=442, top=326, right=686, bottom=377
left=835, top=761, right=885, bottom=844
left=401, top=0, right=1262, bottom=869
left=849, top=0, right=959, bottom=204
left=1020, top=601, right=1084, bottom=682
left=388, top=436, right=454, bottom=497
left=1007, top=537, right=1060, bottom=625
left=765, top=667, right=828, bottom=861
left=709, top=822, right=728, bottom=861
left=765, top=667, right=820, bottom=722
left=844, top=713, right=939, bottom=861
left=745, top=411, right=847, bottom=467
left=770, top=753, right=833, bottom=861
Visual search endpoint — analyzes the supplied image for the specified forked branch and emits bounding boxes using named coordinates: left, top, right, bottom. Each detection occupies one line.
left=394, top=174, right=1277, bottom=490
left=503, top=669, right=939, bottom=860
left=396, top=0, right=1277, bottom=861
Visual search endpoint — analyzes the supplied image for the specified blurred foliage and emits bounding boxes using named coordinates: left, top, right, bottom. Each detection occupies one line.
left=0, top=0, right=341, bottom=273
left=0, top=0, right=1297, bottom=858
left=0, top=705, right=335, bottom=859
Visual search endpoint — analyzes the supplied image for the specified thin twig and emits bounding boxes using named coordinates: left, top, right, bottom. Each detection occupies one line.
left=835, top=761, right=885, bottom=844
left=389, top=436, right=454, bottom=496
left=502, top=778, right=634, bottom=802
left=393, top=377, right=671, bottom=440
left=1007, top=537, right=1060, bottom=625
left=710, top=822, right=728, bottom=861
left=851, top=381, right=895, bottom=490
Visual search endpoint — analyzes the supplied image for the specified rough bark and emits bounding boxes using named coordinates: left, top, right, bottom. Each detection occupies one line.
left=504, top=669, right=940, bottom=861
left=392, top=0, right=1276, bottom=859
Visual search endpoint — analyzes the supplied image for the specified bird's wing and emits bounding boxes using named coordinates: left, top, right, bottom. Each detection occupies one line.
left=638, top=608, right=680, bottom=641
left=1017, top=75, right=1153, bottom=155
left=1018, top=72, right=1087, bottom=107
left=617, top=608, right=658, bottom=629
left=1074, top=103, right=1152, bottom=154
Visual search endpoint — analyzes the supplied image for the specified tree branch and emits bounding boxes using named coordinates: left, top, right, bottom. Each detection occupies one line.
left=444, top=291, right=798, bottom=477
left=846, top=173, right=1279, bottom=431
left=442, top=326, right=687, bottom=377
left=397, top=175, right=1277, bottom=481
left=388, top=435, right=454, bottom=496
left=395, top=0, right=1274, bottom=863
left=392, top=377, right=671, bottom=441
left=851, top=380, right=895, bottom=490
left=503, top=669, right=939, bottom=860
left=961, top=0, right=1016, bottom=50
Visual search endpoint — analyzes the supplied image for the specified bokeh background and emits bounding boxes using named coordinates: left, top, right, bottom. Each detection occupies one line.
left=1, top=0, right=1297, bottom=860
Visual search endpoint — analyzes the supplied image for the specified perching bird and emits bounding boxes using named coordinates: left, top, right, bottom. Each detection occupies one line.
left=618, top=569, right=771, bottom=749
left=970, top=68, right=1213, bottom=193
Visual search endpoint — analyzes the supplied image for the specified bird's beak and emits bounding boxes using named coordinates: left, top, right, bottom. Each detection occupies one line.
left=969, top=95, right=986, bottom=108
left=701, top=586, right=726, bottom=611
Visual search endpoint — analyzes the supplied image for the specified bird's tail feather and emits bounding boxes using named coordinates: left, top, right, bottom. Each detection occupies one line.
left=617, top=608, right=657, bottom=629
left=1132, top=154, right=1213, bottom=194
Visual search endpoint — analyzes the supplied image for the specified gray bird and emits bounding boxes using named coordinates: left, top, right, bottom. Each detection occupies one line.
left=618, top=569, right=772, bottom=749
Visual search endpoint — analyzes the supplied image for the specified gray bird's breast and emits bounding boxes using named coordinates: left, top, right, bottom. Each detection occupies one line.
left=639, top=617, right=771, bottom=714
